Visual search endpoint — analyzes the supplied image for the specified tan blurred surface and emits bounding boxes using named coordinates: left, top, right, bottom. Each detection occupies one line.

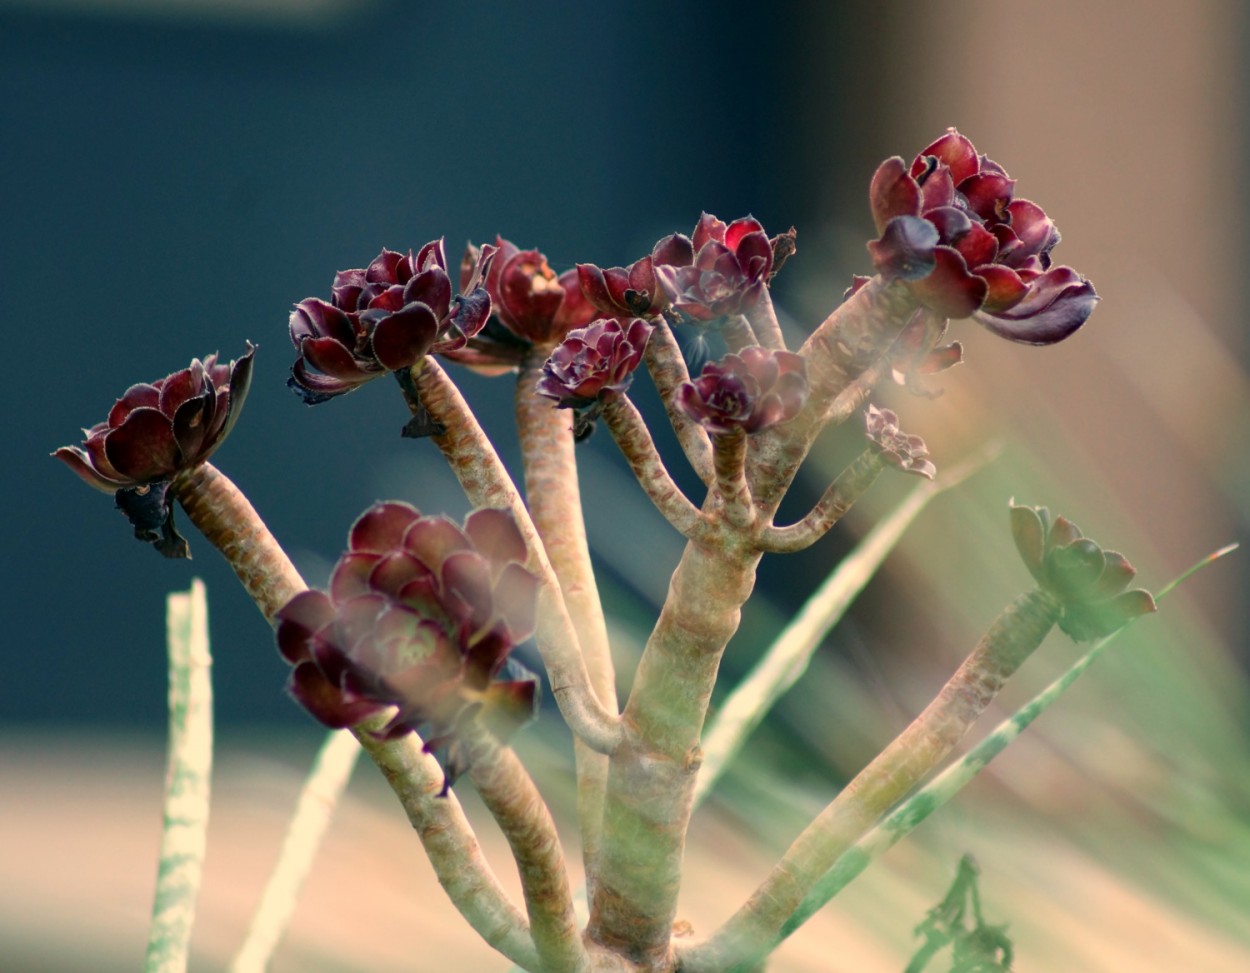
left=2, top=733, right=1248, bottom=972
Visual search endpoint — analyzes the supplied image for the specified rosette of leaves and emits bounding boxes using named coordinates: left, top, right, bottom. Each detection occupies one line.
left=274, top=502, right=541, bottom=784
left=1010, top=501, right=1156, bottom=640
left=54, top=344, right=255, bottom=557
left=675, top=346, right=808, bottom=435
left=288, top=240, right=495, bottom=403
left=864, top=404, right=937, bottom=479
left=443, top=236, right=597, bottom=370
left=536, top=317, right=653, bottom=437
left=867, top=128, right=1098, bottom=345
left=653, top=213, right=775, bottom=322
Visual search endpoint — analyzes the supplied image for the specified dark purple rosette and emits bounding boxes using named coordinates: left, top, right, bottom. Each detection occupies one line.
left=867, top=129, right=1098, bottom=345
left=274, top=502, right=541, bottom=787
left=288, top=239, right=496, bottom=404
left=443, top=237, right=597, bottom=371
left=675, top=346, right=808, bottom=436
left=536, top=317, right=654, bottom=408
left=863, top=404, right=936, bottom=479
left=54, top=344, right=255, bottom=558
left=1010, top=501, right=1157, bottom=641
left=654, top=213, right=775, bottom=322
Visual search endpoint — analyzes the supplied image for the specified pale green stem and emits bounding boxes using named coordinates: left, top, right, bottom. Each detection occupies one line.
left=410, top=359, right=622, bottom=755
left=515, top=350, right=618, bottom=909
left=230, top=729, right=361, bottom=973
left=750, top=543, right=1237, bottom=952
left=145, top=579, right=213, bottom=973
left=465, top=728, right=588, bottom=973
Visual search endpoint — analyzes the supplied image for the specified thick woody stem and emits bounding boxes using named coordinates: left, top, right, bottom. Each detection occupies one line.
left=748, top=277, right=918, bottom=513
left=744, top=288, right=786, bottom=351
left=408, top=359, right=622, bottom=755
left=755, top=449, right=886, bottom=554
left=644, top=321, right=714, bottom=485
left=357, top=728, right=541, bottom=971
left=465, top=728, right=588, bottom=973
left=171, top=462, right=305, bottom=624
left=601, top=395, right=707, bottom=541
left=711, top=431, right=753, bottom=530
left=685, top=588, right=1062, bottom=973
left=589, top=535, right=761, bottom=972
left=515, top=350, right=617, bottom=905
left=170, top=462, right=537, bottom=969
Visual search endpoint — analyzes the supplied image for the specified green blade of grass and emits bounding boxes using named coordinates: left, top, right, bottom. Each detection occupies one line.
left=145, top=578, right=214, bottom=973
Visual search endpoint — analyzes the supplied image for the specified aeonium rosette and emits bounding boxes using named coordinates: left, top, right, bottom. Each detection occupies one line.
left=1010, top=501, right=1156, bottom=641
left=54, top=344, right=255, bottom=558
left=867, top=128, right=1098, bottom=345
left=653, top=213, right=775, bottom=322
left=288, top=239, right=496, bottom=404
left=274, top=502, right=541, bottom=786
left=675, top=346, right=808, bottom=436
left=442, top=236, right=597, bottom=371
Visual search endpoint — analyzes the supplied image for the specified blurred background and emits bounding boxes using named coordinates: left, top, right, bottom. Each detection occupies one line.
left=4, top=0, right=1248, bottom=970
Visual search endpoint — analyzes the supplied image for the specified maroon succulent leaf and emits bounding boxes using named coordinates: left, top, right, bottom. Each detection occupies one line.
left=274, top=501, right=542, bottom=788
left=288, top=240, right=495, bottom=403
left=866, top=129, right=1098, bottom=344
left=676, top=346, right=809, bottom=436
left=54, top=344, right=255, bottom=558
left=1008, top=500, right=1157, bottom=640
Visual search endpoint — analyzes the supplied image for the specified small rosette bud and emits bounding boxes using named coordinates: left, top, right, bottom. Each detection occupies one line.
left=288, top=240, right=495, bottom=404
left=676, top=346, right=808, bottom=436
left=54, top=344, right=255, bottom=558
left=864, top=404, right=936, bottom=479
left=274, top=502, right=541, bottom=787
left=654, top=213, right=774, bottom=321
left=867, top=129, right=1098, bottom=345
left=1010, top=501, right=1157, bottom=640
left=536, top=317, right=653, bottom=409
left=443, top=237, right=596, bottom=371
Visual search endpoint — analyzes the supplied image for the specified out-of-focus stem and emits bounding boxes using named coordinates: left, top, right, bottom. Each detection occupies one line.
left=172, top=463, right=305, bottom=624
left=466, top=728, right=587, bottom=973
left=601, top=395, right=707, bottom=540
left=356, top=728, right=541, bottom=971
left=515, top=349, right=616, bottom=906
left=755, top=450, right=885, bottom=554
left=644, top=321, right=714, bottom=485
left=686, top=587, right=1061, bottom=973
left=409, top=359, right=622, bottom=756
left=145, top=579, right=213, bottom=973
left=230, top=729, right=361, bottom=973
